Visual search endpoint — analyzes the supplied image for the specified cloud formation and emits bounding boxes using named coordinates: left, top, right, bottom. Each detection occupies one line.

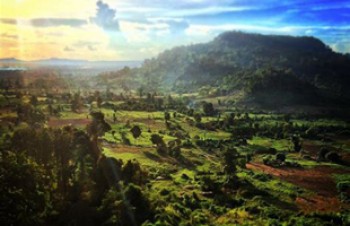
left=30, top=18, right=87, bottom=27
left=88, top=45, right=97, bottom=51
left=0, top=18, right=17, bottom=25
left=64, top=46, right=74, bottom=52
left=158, top=19, right=189, bottom=34
left=0, top=18, right=87, bottom=27
left=92, top=0, right=120, bottom=31
left=1, top=33, right=18, bottom=39
left=70, top=41, right=99, bottom=51
left=73, top=41, right=99, bottom=48
left=0, top=0, right=349, bottom=60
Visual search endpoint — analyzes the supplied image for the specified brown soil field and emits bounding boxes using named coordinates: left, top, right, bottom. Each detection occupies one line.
left=48, top=118, right=91, bottom=128
left=247, top=162, right=350, bottom=213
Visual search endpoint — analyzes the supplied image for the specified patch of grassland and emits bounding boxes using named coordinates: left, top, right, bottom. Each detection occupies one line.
left=333, top=174, right=350, bottom=184
left=103, top=146, right=160, bottom=167
left=59, top=111, right=87, bottom=119
left=0, top=111, right=17, bottom=118
left=238, top=170, right=305, bottom=199
left=249, top=137, right=290, bottom=150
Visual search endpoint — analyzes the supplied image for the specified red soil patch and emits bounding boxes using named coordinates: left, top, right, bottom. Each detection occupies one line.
left=0, top=117, right=17, bottom=124
left=302, top=142, right=321, bottom=157
left=48, top=118, right=91, bottom=128
left=246, top=162, right=350, bottom=213
left=342, top=153, right=350, bottom=164
left=0, top=107, right=13, bottom=114
left=295, top=196, right=342, bottom=213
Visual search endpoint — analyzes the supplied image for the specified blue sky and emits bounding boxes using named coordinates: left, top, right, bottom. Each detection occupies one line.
left=0, top=0, right=349, bottom=60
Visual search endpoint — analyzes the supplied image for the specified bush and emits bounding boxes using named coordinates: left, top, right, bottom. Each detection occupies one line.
left=98, top=184, right=153, bottom=226
left=302, top=155, right=312, bottom=160
left=202, top=102, right=215, bottom=116
left=276, top=153, right=286, bottom=162
left=325, top=151, right=341, bottom=163
left=253, top=173, right=272, bottom=182
left=317, top=147, right=329, bottom=161
left=193, top=113, right=202, bottom=123
left=169, top=146, right=182, bottom=159
left=336, top=181, right=350, bottom=192
left=255, top=148, right=277, bottom=155
left=159, top=189, right=170, bottom=196
left=263, top=155, right=274, bottom=165
left=156, top=145, right=168, bottom=155
left=182, top=139, right=194, bottom=148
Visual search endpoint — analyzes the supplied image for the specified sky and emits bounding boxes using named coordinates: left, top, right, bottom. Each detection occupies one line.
left=0, top=0, right=349, bottom=61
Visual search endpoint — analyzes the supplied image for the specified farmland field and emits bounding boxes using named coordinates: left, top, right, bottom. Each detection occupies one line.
left=1, top=73, right=350, bottom=225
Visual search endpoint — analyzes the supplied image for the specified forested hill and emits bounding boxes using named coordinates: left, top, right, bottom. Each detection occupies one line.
left=133, top=31, right=350, bottom=106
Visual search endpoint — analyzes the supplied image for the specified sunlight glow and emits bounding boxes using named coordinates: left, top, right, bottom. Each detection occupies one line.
left=0, top=0, right=349, bottom=60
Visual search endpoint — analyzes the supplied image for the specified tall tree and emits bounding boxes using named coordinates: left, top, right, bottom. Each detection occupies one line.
left=87, top=112, right=111, bottom=162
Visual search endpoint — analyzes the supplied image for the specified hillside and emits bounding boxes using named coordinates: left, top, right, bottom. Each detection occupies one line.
left=132, top=31, right=350, bottom=107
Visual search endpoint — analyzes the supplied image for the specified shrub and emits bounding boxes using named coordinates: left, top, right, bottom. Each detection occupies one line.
left=336, top=181, right=350, bottom=192
left=202, top=102, right=215, bottom=116
left=169, top=146, right=182, bottom=159
left=263, top=155, right=273, bottom=165
left=156, top=145, right=168, bottom=155
left=253, top=173, right=272, bottom=182
left=255, top=148, right=277, bottom=155
left=276, top=153, right=286, bottom=162
left=182, top=139, right=194, bottom=148
left=130, top=125, right=142, bottom=140
left=317, top=147, right=329, bottom=161
left=193, top=113, right=202, bottom=123
left=159, top=189, right=170, bottom=196
left=325, top=151, right=341, bottom=163
left=98, top=184, right=153, bottom=226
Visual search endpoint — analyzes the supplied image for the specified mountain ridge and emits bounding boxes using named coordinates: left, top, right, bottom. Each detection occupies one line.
left=131, top=31, right=350, bottom=107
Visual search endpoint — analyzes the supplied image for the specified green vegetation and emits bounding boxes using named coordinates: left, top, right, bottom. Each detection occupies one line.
left=1, top=31, right=350, bottom=225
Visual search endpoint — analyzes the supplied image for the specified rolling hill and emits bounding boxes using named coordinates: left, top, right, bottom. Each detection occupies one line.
left=133, top=31, right=350, bottom=107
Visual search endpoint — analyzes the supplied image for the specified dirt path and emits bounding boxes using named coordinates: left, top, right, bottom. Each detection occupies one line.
left=246, top=162, right=350, bottom=213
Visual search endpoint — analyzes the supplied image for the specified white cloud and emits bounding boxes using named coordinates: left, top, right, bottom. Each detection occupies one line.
left=120, top=20, right=169, bottom=43
left=185, top=24, right=304, bottom=37
left=331, top=41, right=350, bottom=53
left=166, top=6, right=255, bottom=17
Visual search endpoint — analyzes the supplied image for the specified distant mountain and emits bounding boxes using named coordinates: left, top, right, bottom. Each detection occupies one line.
left=0, top=58, right=142, bottom=71
left=0, top=58, right=22, bottom=63
left=134, top=31, right=350, bottom=107
left=0, top=57, right=141, bottom=64
left=32, top=57, right=88, bottom=64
